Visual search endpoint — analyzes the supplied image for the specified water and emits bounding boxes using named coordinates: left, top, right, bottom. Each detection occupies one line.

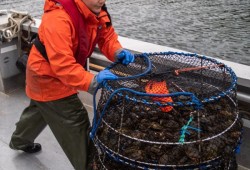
left=1, top=0, right=250, bottom=66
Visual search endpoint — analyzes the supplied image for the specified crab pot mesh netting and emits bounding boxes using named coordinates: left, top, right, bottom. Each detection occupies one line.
left=90, top=52, right=242, bottom=170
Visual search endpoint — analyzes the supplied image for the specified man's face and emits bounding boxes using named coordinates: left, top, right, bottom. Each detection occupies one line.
left=82, top=0, right=106, bottom=14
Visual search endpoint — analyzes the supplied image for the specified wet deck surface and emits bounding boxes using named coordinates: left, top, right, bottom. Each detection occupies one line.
left=0, top=74, right=250, bottom=170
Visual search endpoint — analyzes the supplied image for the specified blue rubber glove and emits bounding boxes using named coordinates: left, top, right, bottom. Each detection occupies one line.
left=117, top=50, right=135, bottom=65
left=96, top=70, right=118, bottom=83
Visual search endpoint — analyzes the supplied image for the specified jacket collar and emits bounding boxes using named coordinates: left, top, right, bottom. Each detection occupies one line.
left=75, top=0, right=110, bottom=25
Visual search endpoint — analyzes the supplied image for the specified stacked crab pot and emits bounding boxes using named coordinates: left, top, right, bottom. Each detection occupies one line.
left=90, top=52, right=243, bottom=170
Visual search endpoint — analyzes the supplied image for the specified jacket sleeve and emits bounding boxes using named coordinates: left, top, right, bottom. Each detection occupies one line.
left=40, top=11, right=94, bottom=92
left=97, top=25, right=123, bottom=62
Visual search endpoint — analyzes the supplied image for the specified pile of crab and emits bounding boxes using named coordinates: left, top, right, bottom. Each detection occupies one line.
left=90, top=52, right=243, bottom=169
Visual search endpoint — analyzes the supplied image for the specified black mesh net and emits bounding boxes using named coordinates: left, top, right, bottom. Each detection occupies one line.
left=90, top=52, right=242, bottom=170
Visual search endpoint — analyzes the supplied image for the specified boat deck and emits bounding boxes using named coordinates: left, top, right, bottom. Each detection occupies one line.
left=0, top=74, right=250, bottom=170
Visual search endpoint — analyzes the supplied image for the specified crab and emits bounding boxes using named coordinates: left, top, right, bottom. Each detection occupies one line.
left=123, top=145, right=145, bottom=161
left=184, top=145, right=200, bottom=164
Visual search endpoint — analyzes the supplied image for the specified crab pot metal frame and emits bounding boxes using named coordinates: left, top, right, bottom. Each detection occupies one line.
left=90, top=52, right=242, bottom=170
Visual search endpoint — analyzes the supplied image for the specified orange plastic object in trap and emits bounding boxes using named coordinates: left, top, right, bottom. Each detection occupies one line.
left=145, top=80, right=173, bottom=112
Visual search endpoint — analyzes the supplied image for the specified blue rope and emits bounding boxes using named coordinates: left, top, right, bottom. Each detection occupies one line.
left=106, top=53, right=152, bottom=81
left=235, top=128, right=244, bottom=154
left=103, top=82, right=204, bottom=107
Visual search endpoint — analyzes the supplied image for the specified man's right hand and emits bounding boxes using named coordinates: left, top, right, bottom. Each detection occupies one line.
left=116, top=50, right=135, bottom=65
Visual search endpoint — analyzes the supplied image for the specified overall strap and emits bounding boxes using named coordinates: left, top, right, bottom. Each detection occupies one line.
left=55, top=0, right=80, bottom=33
left=52, top=0, right=90, bottom=67
left=33, top=34, right=49, bottom=62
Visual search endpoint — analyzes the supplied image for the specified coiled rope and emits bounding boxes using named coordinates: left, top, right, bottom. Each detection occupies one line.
left=0, top=10, right=35, bottom=56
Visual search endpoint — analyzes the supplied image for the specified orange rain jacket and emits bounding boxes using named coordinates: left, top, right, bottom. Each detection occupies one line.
left=26, top=0, right=122, bottom=101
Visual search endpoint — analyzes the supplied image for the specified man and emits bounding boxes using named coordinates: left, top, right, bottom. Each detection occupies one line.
left=9, top=0, right=134, bottom=169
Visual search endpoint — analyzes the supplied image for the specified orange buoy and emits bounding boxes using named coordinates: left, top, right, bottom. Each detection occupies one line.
left=145, top=80, right=173, bottom=112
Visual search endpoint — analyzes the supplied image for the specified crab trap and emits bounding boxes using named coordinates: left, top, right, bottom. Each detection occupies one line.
left=90, top=52, right=243, bottom=170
